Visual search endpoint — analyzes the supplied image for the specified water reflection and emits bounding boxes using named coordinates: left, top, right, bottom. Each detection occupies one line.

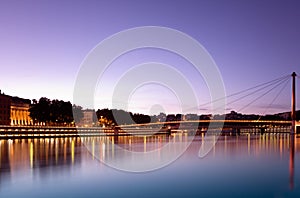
left=0, top=133, right=299, bottom=195
left=290, top=134, right=295, bottom=190
left=0, top=138, right=82, bottom=176
left=0, top=134, right=298, bottom=171
left=80, top=133, right=193, bottom=171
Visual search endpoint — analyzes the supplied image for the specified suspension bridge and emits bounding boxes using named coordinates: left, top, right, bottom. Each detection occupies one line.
left=0, top=72, right=299, bottom=138
left=118, top=72, right=300, bottom=134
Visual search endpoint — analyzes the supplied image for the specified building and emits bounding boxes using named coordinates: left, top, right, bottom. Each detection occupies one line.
left=185, top=113, right=199, bottom=120
left=10, top=96, right=32, bottom=125
left=0, top=90, right=32, bottom=126
left=79, top=109, right=96, bottom=127
left=0, top=92, right=11, bottom=125
left=275, top=111, right=291, bottom=120
left=156, top=113, right=166, bottom=122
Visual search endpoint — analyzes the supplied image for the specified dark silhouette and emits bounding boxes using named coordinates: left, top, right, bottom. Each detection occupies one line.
left=29, top=97, right=51, bottom=124
left=50, top=99, right=73, bottom=124
left=29, top=97, right=83, bottom=126
left=96, top=108, right=151, bottom=126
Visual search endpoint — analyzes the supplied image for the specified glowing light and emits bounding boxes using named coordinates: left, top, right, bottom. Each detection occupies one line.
left=102, top=142, right=105, bottom=160
left=71, top=139, right=75, bottom=164
left=144, top=136, right=147, bottom=153
left=30, top=142, right=33, bottom=168
left=92, top=139, right=95, bottom=160
left=248, top=133, right=251, bottom=156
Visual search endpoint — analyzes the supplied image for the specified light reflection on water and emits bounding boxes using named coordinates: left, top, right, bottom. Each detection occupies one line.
left=0, top=133, right=299, bottom=197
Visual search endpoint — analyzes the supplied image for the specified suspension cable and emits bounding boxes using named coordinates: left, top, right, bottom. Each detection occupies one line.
left=257, top=78, right=290, bottom=120
left=227, top=76, right=289, bottom=107
left=237, top=77, right=290, bottom=112
left=206, top=75, right=290, bottom=111
left=197, top=74, right=290, bottom=108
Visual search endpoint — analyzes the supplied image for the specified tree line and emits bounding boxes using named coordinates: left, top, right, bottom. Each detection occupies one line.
left=29, top=97, right=152, bottom=126
left=29, top=97, right=83, bottom=126
left=96, top=108, right=152, bottom=126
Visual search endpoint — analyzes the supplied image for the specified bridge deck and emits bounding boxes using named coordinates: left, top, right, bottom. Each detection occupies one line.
left=0, top=120, right=294, bottom=139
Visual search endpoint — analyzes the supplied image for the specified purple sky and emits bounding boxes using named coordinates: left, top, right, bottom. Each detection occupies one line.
left=0, top=0, right=299, bottom=115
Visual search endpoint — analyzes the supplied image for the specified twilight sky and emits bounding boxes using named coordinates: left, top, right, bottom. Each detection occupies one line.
left=0, top=0, right=299, bottom=115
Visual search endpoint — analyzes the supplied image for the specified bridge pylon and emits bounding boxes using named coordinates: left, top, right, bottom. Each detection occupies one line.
left=291, top=72, right=297, bottom=134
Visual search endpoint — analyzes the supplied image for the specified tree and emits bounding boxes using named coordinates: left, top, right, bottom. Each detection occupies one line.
left=49, top=100, right=74, bottom=125
left=29, top=97, right=51, bottom=125
left=29, top=97, right=83, bottom=126
left=132, top=113, right=151, bottom=124
left=96, top=108, right=115, bottom=126
left=96, top=108, right=151, bottom=126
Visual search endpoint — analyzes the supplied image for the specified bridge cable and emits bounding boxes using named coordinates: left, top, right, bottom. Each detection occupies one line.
left=228, top=76, right=289, bottom=108
left=257, top=78, right=290, bottom=120
left=237, top=77, right=290, bottom=112
left=196, top=74, right=290, bottom=109
left=203, top=75, right=290, bottom=111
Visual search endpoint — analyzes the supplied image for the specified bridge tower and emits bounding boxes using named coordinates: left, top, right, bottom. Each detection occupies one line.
left=291, top=72, right=297, bottom=133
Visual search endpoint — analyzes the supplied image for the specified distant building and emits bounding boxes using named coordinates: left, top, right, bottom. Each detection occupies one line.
left=0, top=90, right=32, bottom=125
left=185, top=114, right=199, bottom=120
left=157, top=113, right=166, bottom=122
left=0, top=92, right=11, bottom=125
left=226, top=111, right=242, bottom=120
left=275, top=112, right=291, bottom=120
left=225, top=111, right=259, bottom=120
left=79, top=109, right=96, bottom=127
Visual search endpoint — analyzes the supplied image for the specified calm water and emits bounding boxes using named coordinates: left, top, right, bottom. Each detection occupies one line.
left=0, top=133, right=300, bottom=197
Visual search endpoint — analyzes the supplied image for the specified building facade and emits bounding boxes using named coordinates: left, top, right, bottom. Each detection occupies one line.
left=10, top=97, right=32, bottom=125
left=0, top=92, right=11, bottom=125
left=0, top=91, right=32, bottom=125
left=79, top=109, right=96, bottom=127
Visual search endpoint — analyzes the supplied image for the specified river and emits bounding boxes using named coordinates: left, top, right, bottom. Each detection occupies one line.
left=0, top=133, right=299, bottom=197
